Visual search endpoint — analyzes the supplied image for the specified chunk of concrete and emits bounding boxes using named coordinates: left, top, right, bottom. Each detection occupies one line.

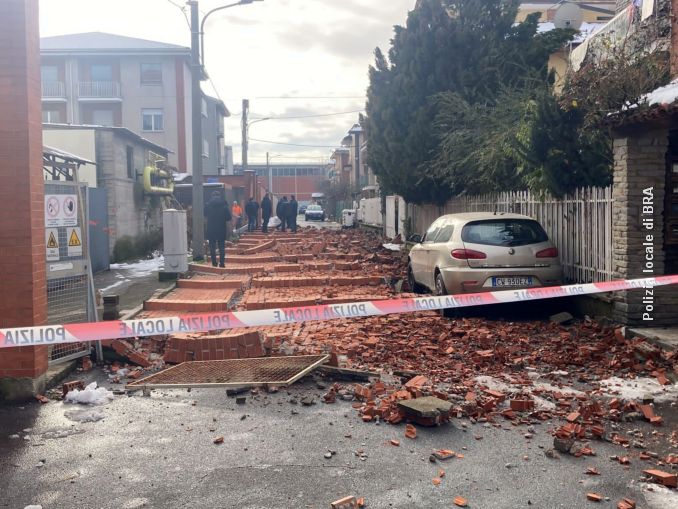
left=397, top=396, right=453, bottom=426
left=549, top=312, right=574, bottom=325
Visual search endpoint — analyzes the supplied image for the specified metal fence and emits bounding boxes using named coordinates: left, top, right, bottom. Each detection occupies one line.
left=45, top=181, right=95, bottom=364
left=401, top=186, right=614, bottom=284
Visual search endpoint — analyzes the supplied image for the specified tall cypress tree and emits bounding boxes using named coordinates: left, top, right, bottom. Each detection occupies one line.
left=365, top=0, right=573, bottom=203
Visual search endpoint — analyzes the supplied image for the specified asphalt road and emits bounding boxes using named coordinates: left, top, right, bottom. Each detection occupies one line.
left=1, top=370, right=676, bottom=509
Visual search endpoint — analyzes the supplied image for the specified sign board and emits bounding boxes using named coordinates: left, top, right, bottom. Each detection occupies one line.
left=45, top=194, right=78, bottom=227
left=67, top=227, right=83, bottom=257
left=46, top=228, right=60, bottom=261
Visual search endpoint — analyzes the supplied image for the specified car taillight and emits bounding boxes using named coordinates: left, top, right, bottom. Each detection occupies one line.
left=536, top=247, right=558, bottom=258
left=451, top=249, right=486, bottom=260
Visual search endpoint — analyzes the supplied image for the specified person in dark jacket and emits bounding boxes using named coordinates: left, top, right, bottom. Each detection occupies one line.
left=276, top=196, right=289, bottom=232
left=203, top=191, right=231, bottom=267
left=287, top=195, right=298, bottom=233
left=245, top=197, right=259, bottom=232
left=261, top=193, right=272, bottom=233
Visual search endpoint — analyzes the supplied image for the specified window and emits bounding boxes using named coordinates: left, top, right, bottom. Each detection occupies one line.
left=41, top=65, right=58, bottom=82
left=140, top=63, right=162, bottom=85
left=423, top=219, right=443, bottom=244
left=92, top=109, right=114, bottom=126
left=202, top=139, right=209, bottom=158
left=461, top=219, right=548, bottom=247
left=432, top=224, right=454, bottom=243
left=42, top=109, right=61, bottom=123
left=201, top=98, right=208, bottom=117
left=126, top=146, right=134, bottom=179
left=142, top=109, right=164, bottom=131
left=90, top=64, right=113, bottom=81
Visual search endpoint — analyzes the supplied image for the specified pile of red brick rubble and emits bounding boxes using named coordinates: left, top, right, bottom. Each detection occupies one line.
left=98, top=227, right=677, bottom=494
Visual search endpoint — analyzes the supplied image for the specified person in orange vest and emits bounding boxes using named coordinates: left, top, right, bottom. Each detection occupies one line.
left=231, top=201, right=243, bottom=230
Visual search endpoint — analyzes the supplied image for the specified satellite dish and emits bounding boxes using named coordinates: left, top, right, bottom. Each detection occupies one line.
left=553, top=3, right=584, bottom=30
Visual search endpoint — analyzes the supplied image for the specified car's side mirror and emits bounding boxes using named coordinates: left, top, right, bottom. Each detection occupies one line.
left=409, top=234, right=422, bottom=243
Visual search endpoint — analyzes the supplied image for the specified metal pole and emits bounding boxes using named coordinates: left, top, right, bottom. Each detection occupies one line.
left=189, top=1, right=205, bottom=260
left=267, top=151, right=272, bottom=191
left=242, top=98, right=249, bottom=174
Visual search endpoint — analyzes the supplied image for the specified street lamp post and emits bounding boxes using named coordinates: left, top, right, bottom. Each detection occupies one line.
left=187, top=0, right=262, bottom=261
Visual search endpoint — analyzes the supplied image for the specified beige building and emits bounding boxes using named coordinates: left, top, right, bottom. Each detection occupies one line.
left=40, top=32, right=228, bottom=175
left=517, top=1, right=615, bottom=22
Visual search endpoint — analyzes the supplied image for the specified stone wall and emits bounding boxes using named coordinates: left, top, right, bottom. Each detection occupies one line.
left=612, top=129, right=678, bottom=325
left=96, top=130, right=163, bottom=256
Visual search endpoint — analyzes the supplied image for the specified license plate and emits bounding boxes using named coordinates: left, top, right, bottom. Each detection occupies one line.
left=492, top=276, right=532, bottom=287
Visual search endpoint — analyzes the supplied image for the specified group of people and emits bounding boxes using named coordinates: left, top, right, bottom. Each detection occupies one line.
left=202, top=191, right=300, bottom=267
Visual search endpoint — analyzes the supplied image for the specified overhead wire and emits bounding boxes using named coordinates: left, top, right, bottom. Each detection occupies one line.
left=250, top=109, right=364, bottom=121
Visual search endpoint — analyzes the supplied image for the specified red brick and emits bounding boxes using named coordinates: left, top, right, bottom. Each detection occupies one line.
left=643, top=469, right=677, bottom=488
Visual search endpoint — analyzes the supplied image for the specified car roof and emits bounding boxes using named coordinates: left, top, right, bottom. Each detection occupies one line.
left=434, top=212, right=537, bottom=223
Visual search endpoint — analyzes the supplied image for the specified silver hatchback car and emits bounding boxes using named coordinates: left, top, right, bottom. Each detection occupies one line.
left=408, top=212, right=563, bottom=295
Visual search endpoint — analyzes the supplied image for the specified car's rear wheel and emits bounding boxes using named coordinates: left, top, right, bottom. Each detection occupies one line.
left=434, top=271, right=447, bottom=296
left=407, top=263, right=425, bottom=294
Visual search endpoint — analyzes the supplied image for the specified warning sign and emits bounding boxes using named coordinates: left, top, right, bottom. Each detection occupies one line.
left=45, top=228, right=59, bottom=261
left=66, top=227, right=83, bottom=257
left=45, top=194, right=78, bottom=227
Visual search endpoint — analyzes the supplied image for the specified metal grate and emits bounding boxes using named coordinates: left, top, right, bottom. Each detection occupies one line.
left=127, top=354, right=329, bottom=390
left=45, top=181, right=93, bottom=365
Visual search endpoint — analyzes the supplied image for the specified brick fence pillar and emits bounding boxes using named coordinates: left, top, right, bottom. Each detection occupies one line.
left=0, top=0, right=48, bottom=400
left=611, top=129, right=676, bottom=325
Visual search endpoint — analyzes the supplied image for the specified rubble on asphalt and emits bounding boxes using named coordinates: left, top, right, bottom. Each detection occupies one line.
left=94, top=227, right=677, bottom=489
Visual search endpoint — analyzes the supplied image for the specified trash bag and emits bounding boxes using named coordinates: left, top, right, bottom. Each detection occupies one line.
left=268, top=216, right=281, bottom=228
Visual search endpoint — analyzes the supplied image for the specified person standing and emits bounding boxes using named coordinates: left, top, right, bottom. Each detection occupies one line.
left=231, top=201, right=243, bottom=230
left=204, top=190, right=232, bottom=267
left=261, top=192, right=272, bottom=233
left=245, top=197, right=259, bottom=232
left=288, top=195, right=298, bottom=233
left=276, top=196, right=289, bottom=232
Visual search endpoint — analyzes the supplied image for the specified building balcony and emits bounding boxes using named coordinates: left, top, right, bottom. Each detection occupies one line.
left=77, top=81, right=122, bottom=101
left=41, top=81, right=66, bottom=101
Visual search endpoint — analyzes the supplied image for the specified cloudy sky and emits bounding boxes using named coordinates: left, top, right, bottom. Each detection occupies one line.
left=39, top=0, right=414, bottom=164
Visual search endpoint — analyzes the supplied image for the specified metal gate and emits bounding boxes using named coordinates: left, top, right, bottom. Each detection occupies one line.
left=87, top=187, right=110, bottom=273
left=45, top=181, right=95, bottom=364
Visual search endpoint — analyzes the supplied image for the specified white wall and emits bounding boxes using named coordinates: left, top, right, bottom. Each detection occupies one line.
left=42, top=129, right=98, bottom=187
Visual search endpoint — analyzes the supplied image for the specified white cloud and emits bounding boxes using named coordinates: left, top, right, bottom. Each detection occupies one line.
left=38, top=0, right=414, bottom=161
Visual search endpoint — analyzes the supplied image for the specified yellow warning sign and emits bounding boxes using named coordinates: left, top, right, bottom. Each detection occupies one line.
left=46, top=228, right=60, bottom=261
left=66, top=227, right=83, bottom=257
left=47, top=232, right=58, bottom=249
left=68, top=229, right=81, bottom=247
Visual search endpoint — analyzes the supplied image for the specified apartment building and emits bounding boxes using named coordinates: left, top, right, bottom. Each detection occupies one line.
left=40, top=32, right=228, bottom=174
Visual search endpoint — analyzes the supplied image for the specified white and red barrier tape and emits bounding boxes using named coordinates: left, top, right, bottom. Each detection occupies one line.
left=1, top=275, right=677, bottom=349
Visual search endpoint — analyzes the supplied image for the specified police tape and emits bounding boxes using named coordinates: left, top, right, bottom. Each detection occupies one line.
left=1, top=275, right=677, bottom=349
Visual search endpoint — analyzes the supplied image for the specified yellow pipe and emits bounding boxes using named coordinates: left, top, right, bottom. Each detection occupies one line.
left=143, top=166, right=174, bottom=195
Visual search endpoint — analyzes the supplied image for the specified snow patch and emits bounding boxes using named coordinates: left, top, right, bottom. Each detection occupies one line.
left=597, top=376, right=678, bottom=403
left=40, top=427, right=85, bottom=439
left=99, top=279, right=128, bottom=293
left=64, top=382, right=114, bottom=406
left=64, top=409, right=107, bottom=423
left=474, top=375, right=513, bottom=393
left=639, top=483, right=678, bottom=509
left=382, top=243, right=402, bottom=251
left=532, top=381, right=586, bottom=396
left=110, top=253, right=163, bottom=277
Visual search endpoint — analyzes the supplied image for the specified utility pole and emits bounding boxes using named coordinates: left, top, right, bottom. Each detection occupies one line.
left=189, top=1, right=205, bottom=260
left=266, top=151, right=272, bottom=192
left=241, top=98, right=249, bottom=174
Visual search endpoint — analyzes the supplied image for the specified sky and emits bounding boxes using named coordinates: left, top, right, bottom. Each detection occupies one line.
left=38, top=0, right=415, bottom=164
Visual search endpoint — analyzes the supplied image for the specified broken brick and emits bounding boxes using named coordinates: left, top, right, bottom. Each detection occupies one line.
left=453, top=496, right=468, bottom=507
left=617, top=498, right=636, bottom=509
left=509, top=399, right=534, bottom=412
left=586, top=492, right=603, bottom=502
left=331, top=496, right=358, bottom=509
left=405, top=424, right=417, bottom=439
left=643, top=469, right=677, bottom=488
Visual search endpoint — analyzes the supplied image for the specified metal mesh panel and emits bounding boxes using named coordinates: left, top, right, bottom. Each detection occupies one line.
left=45, top=181, right=92, bottom=364
left=127, top=355, right=329, bottom=389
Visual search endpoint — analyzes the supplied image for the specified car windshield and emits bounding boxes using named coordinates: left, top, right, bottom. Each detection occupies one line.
left=307, top=205, right=321, bottom=211
left=461, top=219, right=548, bottom=247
